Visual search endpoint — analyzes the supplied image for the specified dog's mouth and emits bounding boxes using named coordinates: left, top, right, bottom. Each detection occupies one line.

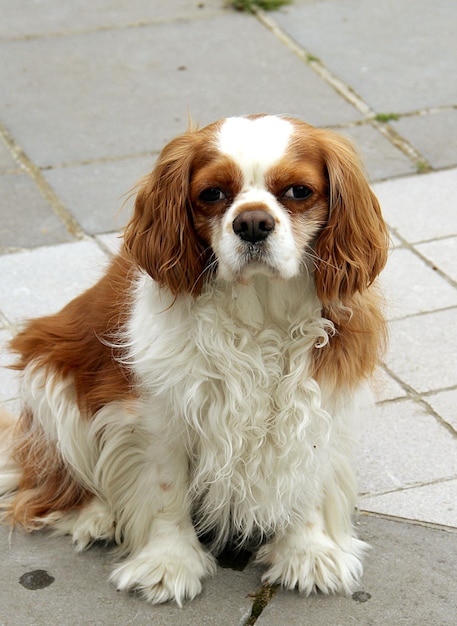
left=237, top=243, right=279, bottom=277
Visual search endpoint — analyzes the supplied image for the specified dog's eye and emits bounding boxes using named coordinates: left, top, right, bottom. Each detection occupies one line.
left=283, top=185, right=313, bottom=200
left=199, top=188, right=226, bottom=203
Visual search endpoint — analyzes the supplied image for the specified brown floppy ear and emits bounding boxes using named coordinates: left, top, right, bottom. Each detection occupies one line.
left=123, top=132, right=210, bottom=296
left=314, top=131, right=389, bottom=305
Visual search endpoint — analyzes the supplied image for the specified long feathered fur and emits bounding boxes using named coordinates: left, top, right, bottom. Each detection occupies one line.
left=0, top=115, right=388, bottom=605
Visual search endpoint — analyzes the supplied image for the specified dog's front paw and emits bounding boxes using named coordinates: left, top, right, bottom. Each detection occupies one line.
left=43, top=498, right=116, bottom=551
left=111, top=537, right=217, bottom=605
left=256, top=533, right=366, bottom=596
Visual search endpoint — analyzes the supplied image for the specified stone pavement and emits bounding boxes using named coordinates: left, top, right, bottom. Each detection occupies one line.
left=0, top=0, right=456, bottom=624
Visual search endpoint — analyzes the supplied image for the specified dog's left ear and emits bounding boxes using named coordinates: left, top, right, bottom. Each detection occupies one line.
left=314, top=131, right=389, bottom=304
left=123, top=131, right=210, bottom=297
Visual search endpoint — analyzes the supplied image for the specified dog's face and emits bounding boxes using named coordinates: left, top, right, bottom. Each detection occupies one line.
left=125, top=115, right=388, bottom=304
left=190, top=116, right=329, bottom=283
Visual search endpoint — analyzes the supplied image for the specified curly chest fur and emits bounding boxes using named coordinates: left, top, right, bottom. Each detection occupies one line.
left=128, top=275, right=335, bottom=544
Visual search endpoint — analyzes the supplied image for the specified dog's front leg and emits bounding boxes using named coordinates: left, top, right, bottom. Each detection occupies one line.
left=256, top=504, right=366, bottom=596
left=92, top=406, right=217, bottom=605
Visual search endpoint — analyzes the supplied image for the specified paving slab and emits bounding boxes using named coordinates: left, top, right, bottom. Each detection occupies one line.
left=0, top=13, right=361, bottom=169
left=373, top=168, right=457, bottom=243
left=337, top=123, right=416, bottom=181
left=0, top=241, right=109, bottom=323
left=0, top=138, right=18, bottom=172
left=42, top=155, right=153, bottom=235
left=274, top=0, right=457, bottom=113
left=357, top=399, right=457, bottom=499
left=374, top=366, right=407, bottom=403
left=360, top=480, right=457, bottom=530
left=427, top=388, right=457, bottom=432
left=393, top=109, right=457, bottom=170
left=387, top=309, right=457, bottom=394
left=0, top=525, right=261, bottom=626
left=0, top=172, right=74, bottom=250
left=381, top=247, right=457, bottom=320
left=257, top=515, right=457, bottom=626
left=0, top=0, right=226, bottom=39
left=416, top=237, right=457, bottom=285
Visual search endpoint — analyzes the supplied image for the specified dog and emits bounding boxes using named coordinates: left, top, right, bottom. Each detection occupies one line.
left=0, top=114, right=388, bottom=605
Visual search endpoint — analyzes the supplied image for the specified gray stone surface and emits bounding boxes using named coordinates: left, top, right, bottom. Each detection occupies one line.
left=0, top=241, right=108, bottom=323
left=0, top=172, right=73, bottom=250
left=387, top=309, right=457, bottom=393
left=0, top=0, right=226, bottom=39
left=258, top=516, right=457, bottom=626
left=427, top=388, right=457, bottom=432
left=373, top=168, right=457, bottom=243
left=357, top=400, right=457, bottom=498
left=381, top=247, right=457, bottom=320
left=0, top=13, right=361, bottom=169
left=416, top=236, right=457, bottom=285
left=42, top=155, right=153, bottom=235
left=0, top=138, right=18, bottom=172
left=393, top=109, right=457, bottom=169
left=274, top=0, right=457, bottom=113
left=338, top=123, right=416, bottom=181
left=0, top=525, right=260, bottom=626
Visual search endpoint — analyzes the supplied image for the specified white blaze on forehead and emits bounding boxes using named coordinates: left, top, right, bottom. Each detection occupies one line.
left=216, top=116, right=293, bottom=186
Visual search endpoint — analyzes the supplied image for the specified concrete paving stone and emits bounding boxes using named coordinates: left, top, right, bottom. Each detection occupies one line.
left=0, top=526, right=261, bottom=626
left=257, top=515, right=457, bottom=626
left=0, top=328, right=18, bottom=403
left=42, top=155, right=154, bottom=235
left=0, top=137, right=18, bottom=172
left=388, top=230, right=402, bottom=247
left=373, top=366, right=407, bottom=403
left=372, top=168, right=457, bottom=243
left=0, top=172, right=74, bottom=250
left=380, top=247, right=457, bottom=321
left=0, top=241, right=109, bottom=323
left=0, top=0, right=226, bottom=39
left=360, top=479, right=457, bottom=529
left=393, top=109, right=457, bottom=170
left=386, top=308, right=457, bottom=394
left=416, top=236, right=457, bottom=285
left=337, top=123, right=416, bottom=181
left=357, top=399, right=457, bottom=496
left=427, top=388, right=457, bottom=432
left=95, top=231, right=123, bottom=256
left=273, top=0, right=457, bottom=114
left=0, top=13, right=361, bottom=168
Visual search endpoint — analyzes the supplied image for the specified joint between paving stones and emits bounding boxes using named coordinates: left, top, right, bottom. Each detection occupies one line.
left=388, top=226, right=457, bottom=290
left=255, top=8, right=432, bottom=175
left=0, top=121, right=86, bottom=241
left=379, top=363, right=457, bottom=439
left=244, top=582, right=279, bottom=625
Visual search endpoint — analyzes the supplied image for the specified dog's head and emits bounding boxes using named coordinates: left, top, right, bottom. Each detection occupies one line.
left=124, top=115, right=388, bottom=304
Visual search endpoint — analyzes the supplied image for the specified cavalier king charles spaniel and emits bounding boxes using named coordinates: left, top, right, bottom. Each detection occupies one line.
left=0, top=115, right=388, bottom=605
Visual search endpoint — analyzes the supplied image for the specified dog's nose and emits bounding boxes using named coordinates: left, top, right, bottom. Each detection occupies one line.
left=232, top=210, right=275, bottom=243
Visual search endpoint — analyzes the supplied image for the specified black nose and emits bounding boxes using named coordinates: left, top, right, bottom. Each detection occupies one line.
left=232, top=210, right=275, bottom=243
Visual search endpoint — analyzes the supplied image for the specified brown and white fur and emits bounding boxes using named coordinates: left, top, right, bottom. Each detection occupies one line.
left=0, top=115, right=388, bottom=605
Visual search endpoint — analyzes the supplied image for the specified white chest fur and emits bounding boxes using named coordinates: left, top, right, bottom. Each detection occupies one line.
left=127, top=273, right=335, bottom=546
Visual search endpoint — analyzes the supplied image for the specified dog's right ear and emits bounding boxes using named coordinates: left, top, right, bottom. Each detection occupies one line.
left=124, top=131, right=210, bottom=297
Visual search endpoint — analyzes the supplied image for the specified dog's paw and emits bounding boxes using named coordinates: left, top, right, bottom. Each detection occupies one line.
left=49, top=498, right=116, bottom=551
left=111, top=537, right=217, bottom=605
left=256, top=533, right=366, bottom=595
